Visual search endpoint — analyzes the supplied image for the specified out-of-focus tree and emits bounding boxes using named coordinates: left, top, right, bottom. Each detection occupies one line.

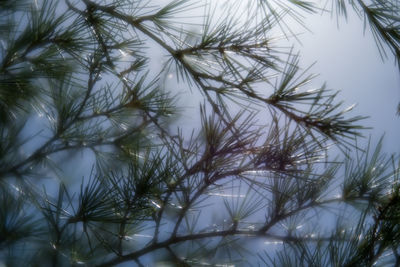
left=0, top=0, right=399, bottom=266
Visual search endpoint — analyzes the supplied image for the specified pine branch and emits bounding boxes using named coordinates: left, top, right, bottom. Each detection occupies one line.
left=96, top=228, right=340, bottom=267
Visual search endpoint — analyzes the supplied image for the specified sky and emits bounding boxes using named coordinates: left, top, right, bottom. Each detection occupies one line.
left=241, top=1, right=395, bottom=150
left=298, top=8, right=400, bottom=154
left=156, top=0, right=400, bottom=156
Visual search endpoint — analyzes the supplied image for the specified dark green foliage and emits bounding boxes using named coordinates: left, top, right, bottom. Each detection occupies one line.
left=0, top=0, right=399, bottom=266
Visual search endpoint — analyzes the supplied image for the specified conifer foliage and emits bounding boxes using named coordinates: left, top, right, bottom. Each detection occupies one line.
left=0, top=0, right=399, bottom=266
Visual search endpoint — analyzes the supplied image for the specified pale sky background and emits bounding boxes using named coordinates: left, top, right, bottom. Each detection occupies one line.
left=161, top=0, right=400, bottom=155
left=299, top=9, right=400, bottom=154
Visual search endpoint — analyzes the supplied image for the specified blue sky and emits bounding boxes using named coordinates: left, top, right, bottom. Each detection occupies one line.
left=163, top=0, right=400, bottom=155
left=299, top=9, right=400, bottom=153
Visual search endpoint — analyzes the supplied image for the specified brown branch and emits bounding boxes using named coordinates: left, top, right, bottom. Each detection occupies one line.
left=97, top=227, right=343, bottom=267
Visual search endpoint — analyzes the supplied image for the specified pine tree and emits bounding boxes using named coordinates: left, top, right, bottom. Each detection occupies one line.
left=1, top=0, right=399, bottom=266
